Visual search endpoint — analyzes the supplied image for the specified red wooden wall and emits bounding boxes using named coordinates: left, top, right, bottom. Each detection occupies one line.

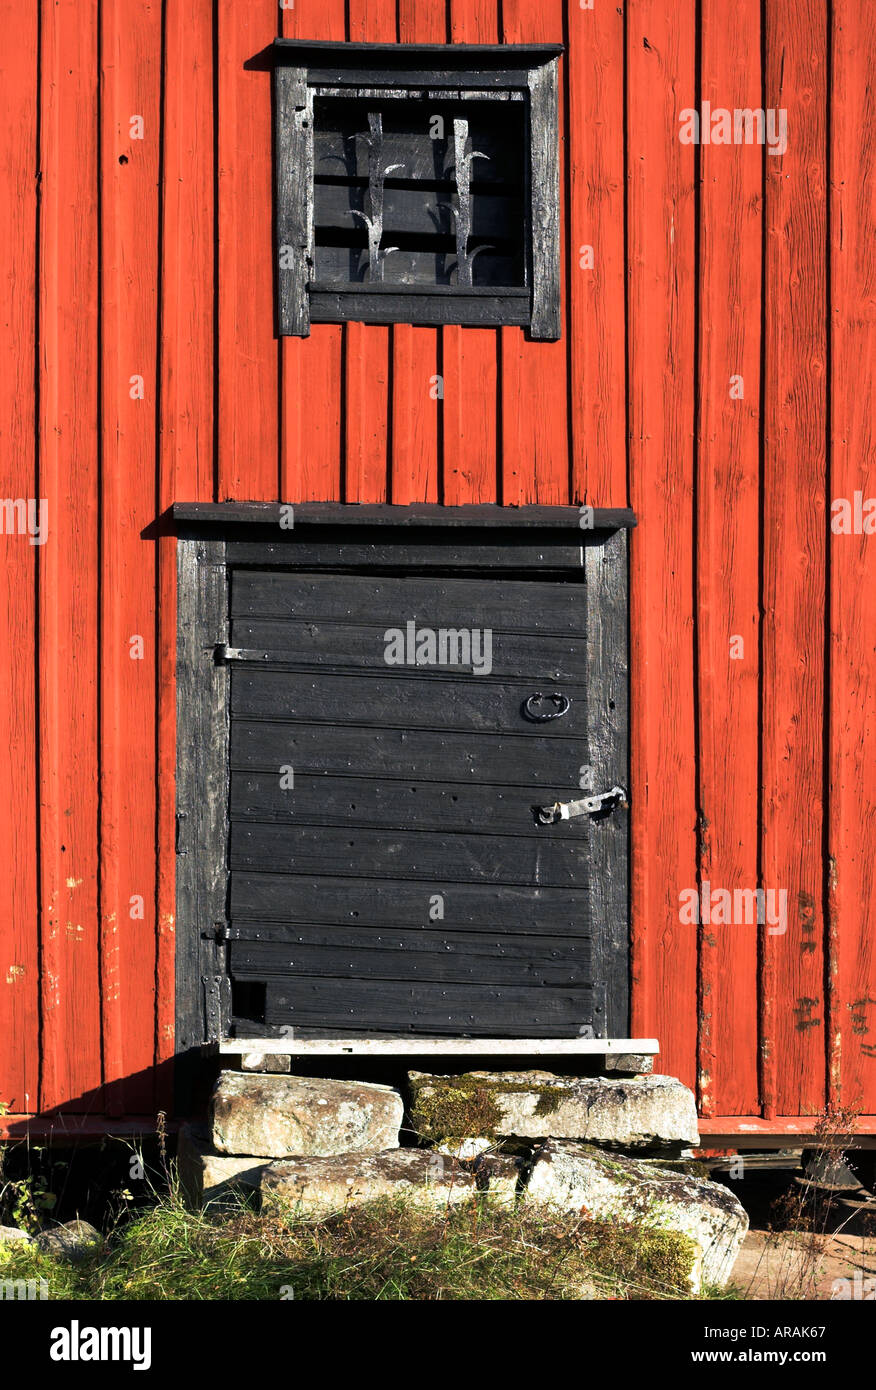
left=0, top=0, right=873, bottom=1130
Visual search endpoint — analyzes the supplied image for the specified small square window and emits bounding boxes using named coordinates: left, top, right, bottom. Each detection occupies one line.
left=273, top=41, right=562, bottom=340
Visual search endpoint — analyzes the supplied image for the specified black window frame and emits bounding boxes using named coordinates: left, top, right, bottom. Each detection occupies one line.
left=273, top=40, right=563, bottom=340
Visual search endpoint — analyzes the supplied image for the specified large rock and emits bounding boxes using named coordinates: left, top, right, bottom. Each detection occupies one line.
left=409, top=1070, right=699, bottom=1148
left=261, top=1148, right=481, bottom=1217
left=177, top=1124, right=269, bottom=1208
left=211, top=1071, right=403, bottom=1159
left=34, top=1220, right=102, bottom=1263
left=526, top=1141, right=748, bottom=1289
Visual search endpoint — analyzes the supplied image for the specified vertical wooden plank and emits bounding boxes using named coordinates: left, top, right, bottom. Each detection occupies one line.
left=567, top=0, right=626, bottom=507
left=391, top=325, right=441, bottom=503
left=391, top=0, right=445, bottom=505
left=761, top=0, right=828, bottom=1117
left=627, top=0, right=699, bottom=1089
left=500, top=0, right=568, bottom=505
left=443, top=0, right=499, bottom=505
left=280, top=0, right=345, bottom=504
left=586, top=529, right=631, bottom=1039
left=38, top=0, right=102, bottom=1112
left=0, top=1, right=39, bottom=1115
left=527, top=58, right=562, bottom=343
left=345, top=323, right=390, bottom=502
left=275, top=69, right=314, bottom=340
left=217, top=0, right=279, bottom=500
left=344, top=0, right=396, bottom=504
left=828, top=0, right=876, bottom=1112
left=175, top=539, right=230, bottom=1052
left=99, top=0, right=162, bottom=1114
left=695, top=0, right=762, bottom=1117
left=157, top=0, right=216, bottom=1109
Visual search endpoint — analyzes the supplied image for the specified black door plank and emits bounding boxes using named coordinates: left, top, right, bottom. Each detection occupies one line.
left=231, top=721, right=586, bottom=786
left=231, top=940, right=591, bottom=987
left=264, top=977, right=597, bottom=1036
left=231, top=669, right=586, bottom=735
left=227, top=922, right=591, bottom=954
left=231, top=570, right=586, bottom=632
left=227, top=539, right=584, bottom=570
left=230, top=822, right=588, bottom=886
left=229, top=772, right=588, bottom=837
left=229, top=618, right=587, bottom=677
left=230, top=874, right=588, bottom=933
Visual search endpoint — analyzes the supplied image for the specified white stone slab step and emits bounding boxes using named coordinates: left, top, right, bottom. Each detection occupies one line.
left=212, top=1036, right=659, bottom=1059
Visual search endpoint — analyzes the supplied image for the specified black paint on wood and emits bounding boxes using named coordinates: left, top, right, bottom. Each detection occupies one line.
left=264, top=978, right=598, bottom=1036
left=274, top=66, right=313, bottom=336
left=171, top=501, right=636, bottom=530
left=585, top=528, right=630, bottom=1036
left=175, top=537, right=233, bottom=1103
left=175, top=509, right=630, bottom=1045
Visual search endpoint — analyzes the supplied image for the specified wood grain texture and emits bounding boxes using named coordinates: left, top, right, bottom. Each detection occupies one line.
left=342, top=0, right=396, bottom=503
left=274, top=69, right=314, bottom=338
left=827, top=0, right=876, bottom=1108
left=586, top=528, right=630, bottom=1039
left=391, top=0, right=445, bottom=504
left=38, top=0, right=102, bottom=1112
left=280, top=0, right=345, bottom=503
left=0, top=1, right=39, bottom=1114
left=99, top=0, right=161, bottom=1114
left=443, top=0, right=499, bottom=504
left=156, top=0, right=216, bottom=1110
left=695, top=0, right=762, bottom=1117
left=217, top=0, right=279, bottom=500
left=0, top=0, right=873, bottom=1126
left=761, top=0, right=828, bottom=1117
left=567, top=0, right=626, bottom=507
left=500, top=0, right=568, bottom=505
left=626, top=0, right=699, bottom=1088
left=175, top=538, right=232, bottom=1059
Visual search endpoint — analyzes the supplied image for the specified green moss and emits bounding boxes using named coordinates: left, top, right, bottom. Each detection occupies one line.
left=410, top=1077, right=502, bottom=1142
left=410, top=1073, right=570, bottom=1142
left=575, top=1223, right=700, bottom=1295
left=532, top=1087, right=566, bottom=1117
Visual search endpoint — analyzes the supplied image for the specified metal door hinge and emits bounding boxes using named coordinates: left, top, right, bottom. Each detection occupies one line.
left=535, top=785, right=628, bottom=825
left=200, top=923, right=229, bottom=944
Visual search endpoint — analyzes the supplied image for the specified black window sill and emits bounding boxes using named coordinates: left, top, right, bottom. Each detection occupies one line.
left=309, top=282, right=531, bottom=328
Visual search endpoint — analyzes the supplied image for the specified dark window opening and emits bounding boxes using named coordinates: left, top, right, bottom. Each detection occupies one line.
left=312, top=96, right=528, bottom=291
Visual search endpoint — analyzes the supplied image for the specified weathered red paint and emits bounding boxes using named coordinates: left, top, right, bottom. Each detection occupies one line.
left=0, top=0, right=873, bottom=1132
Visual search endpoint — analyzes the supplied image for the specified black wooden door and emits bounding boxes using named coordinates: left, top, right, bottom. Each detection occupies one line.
left=225, top=567, right=609, bottom=1038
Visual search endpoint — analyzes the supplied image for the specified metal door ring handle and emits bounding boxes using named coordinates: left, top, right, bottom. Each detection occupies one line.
left=523, top=692, right=571, bottom=722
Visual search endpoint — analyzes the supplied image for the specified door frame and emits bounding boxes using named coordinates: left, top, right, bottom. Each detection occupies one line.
left=173, top=502, right=635, bottom=1059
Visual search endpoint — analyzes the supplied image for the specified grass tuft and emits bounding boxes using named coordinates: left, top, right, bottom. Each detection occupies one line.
left=0, top=1186, right=701, bottom=1301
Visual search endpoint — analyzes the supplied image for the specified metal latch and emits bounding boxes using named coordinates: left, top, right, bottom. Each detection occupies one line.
left=214, top=643, right=245, bottom=663
left=535, top=785, right=628, bottom=825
